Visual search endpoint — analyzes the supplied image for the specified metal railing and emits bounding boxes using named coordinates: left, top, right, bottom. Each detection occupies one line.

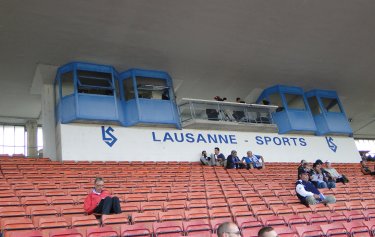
left=178, top=98, right=278, bottom=125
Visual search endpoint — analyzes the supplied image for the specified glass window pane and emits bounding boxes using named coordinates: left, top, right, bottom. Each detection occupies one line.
left=3, top=126, right=14, bottom=155
left=308, top=97, right=322, bottom=115
left=14, top=126, right=25, bottom=155
left=136, top=77, right=168, bottom=100
left=123, top=78, right=135, bottom=101
left=268, top=93, right=283, bottom=107
left=37, top=127, right=43, bottom=152
left=321, top=98, right=342, bottom=113
left=284, top=94, right=306, bottom=110
left=61, top=71, right=74, bottom=97
left=77, top=70, right=113, bottom=95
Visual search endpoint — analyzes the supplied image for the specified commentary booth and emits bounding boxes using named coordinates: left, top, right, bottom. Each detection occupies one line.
left=55, top=62, right=120, bottom=124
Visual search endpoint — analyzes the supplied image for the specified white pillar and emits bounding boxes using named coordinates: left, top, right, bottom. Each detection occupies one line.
left=25, top=120, right=38, bottom=157
left=41, top=84, right=58, bottom=161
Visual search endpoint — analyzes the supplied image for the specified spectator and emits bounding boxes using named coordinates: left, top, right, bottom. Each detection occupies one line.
left=323, top=160, right=349, bottom=184
left=310, top=162, right=336, bottom=189
left=296, top=170, right=336, bottom=206
left=241, top=152, right=253, bottom=170
left=297, top=160, right=307, bottom=178
left=246, top=151, right=265, bottom=169
left=84, top=177, right=121, bottom=215
left=258, top=226, right=278, bottom=237
left=210, top=147, right=226, bottom=167
left=200, top=150, right=210, bottom=166
left=217, top=222, right=241, bottom=237
left=361, top=160, right=375, bottom=175
left=226, top=150, right=241, bottom=169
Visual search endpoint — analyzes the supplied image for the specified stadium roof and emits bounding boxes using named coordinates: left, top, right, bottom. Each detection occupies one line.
left=0, top=0, right=374, bottom=138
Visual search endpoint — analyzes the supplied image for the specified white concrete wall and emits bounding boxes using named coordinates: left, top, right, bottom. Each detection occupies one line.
left=59, top=123, right=361, bottom=163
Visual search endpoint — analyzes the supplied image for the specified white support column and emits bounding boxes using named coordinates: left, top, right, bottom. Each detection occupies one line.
left=41, top=84, right=57, bottom=160
left=25, top=120, right=38, bottom=157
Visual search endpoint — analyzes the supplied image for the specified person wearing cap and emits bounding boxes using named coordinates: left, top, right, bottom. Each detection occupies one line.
left=323, top=160, right=349, bottom=183
left=310, top=162, right=336, bottom=189
left=226, top=150, right=241, bottom=169
left=296, top=170, right=336, bottom=206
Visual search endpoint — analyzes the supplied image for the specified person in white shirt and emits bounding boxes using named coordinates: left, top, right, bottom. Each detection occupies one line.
left=295, top=170, right=336, bottom=206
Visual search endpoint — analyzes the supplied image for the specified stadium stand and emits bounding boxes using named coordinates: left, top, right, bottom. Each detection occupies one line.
left=0, top=156, right=375, bottom=237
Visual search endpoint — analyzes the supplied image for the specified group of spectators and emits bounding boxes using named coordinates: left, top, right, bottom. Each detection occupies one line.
left=295, top=159, right=352, bottom=207
left=297, top=159, right=349, bottom=189
left=200, top=147, right=265, bottom=170
left=360, top=159, right=375, bottom=175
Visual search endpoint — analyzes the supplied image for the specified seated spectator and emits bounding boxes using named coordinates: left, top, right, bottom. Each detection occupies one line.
left=210, top=147, right=226, bottom=167
left=217, top=222, right=241, bottom=237
left=361, top=160, right=375, bottom=175
left=310, top=162, right=335, bottom=189
left=246, top=151, right=265, bottom=169
left=297, top=160, right=307, bottom=178
left=258, top=226, right=278, bottom=237
left=84, top=177, right=121, bottom=215
left=226, top=150, right=241, bottom=169
left=200, top=150, right=210, bottom=166
left=296, top=170, right=336, bottom=207
left=241, top=152, right=253, bottom=170
left=323, top=160, right=349, bottom=184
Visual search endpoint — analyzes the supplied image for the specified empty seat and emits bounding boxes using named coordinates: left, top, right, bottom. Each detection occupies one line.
left=295, top=225, right=324, bottom=237
left=343, top=221, right=371, bottom=237
left=0, top=206, right=26, bottom=218
left=47, top=229, right=84, bottom=237
left=320, top=223, right=347, bottom=237
left=85, top=226, right=119, bottom=237
left=209, top=207, right=232, bottom=219
left=185, top=208, right=209, bottom=220
left=102, top=213, right=130, bottom=226
left=8, top=230, right=43, bottom=237
left=159, top=210, right=185, bottom=222
left=132, top=212, right=159, bottom=223
left=34, top=216, right=70, bottom=229
left=120, top=223, right=152, bottom=236
left=153, top=221, right=183, bottom=237
left=141, top=201, right=164, bottom=212
left=183, top=219, right=212, bottom=236
left=235, top=216, right=262, bottom=230
left=71, top=215, right=100, bottom=228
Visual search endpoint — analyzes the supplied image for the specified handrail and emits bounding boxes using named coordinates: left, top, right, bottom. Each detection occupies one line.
left=179, top=98, right=278, bottom=110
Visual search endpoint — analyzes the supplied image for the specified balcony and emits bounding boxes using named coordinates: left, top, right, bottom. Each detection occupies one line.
left=178, top=98, right=278, bottom=132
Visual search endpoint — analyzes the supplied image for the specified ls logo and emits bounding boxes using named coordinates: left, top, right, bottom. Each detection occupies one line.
left=325, top=136, right=337, bottom=153
left=101, top=126, right=117, bottom=147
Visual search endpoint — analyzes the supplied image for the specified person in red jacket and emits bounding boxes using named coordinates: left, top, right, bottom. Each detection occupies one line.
left=83, top=177, right=121, bottom=215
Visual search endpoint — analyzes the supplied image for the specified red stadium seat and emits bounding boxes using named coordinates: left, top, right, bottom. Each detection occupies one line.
left=85, top=226, right=119, bottom=237
left=153, top=221, right=183, bottom=236
left=320, top=223, right=347, bottom=237
left=183, top=219, right=212, bottom=236
left=120, top=223, right=152, bottom=237
left=101, top=213, right=130, bottom=226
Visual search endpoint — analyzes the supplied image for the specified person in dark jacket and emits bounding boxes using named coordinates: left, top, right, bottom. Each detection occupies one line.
left=295, top=170, right=336, bottom=206
left=226, top=150, right=240, bottom=169
left=84, top=177, right=121, bottom=215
